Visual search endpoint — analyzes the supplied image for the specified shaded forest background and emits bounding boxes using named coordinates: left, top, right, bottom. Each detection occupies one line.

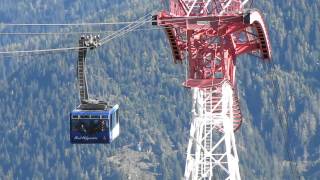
left=0, top=0, right=319, bottom=179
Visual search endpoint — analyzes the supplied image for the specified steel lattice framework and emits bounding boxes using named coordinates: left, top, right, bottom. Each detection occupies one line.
left=154, top=0, right=271, bottom=179
left=185, top=81, right=242, bottom=179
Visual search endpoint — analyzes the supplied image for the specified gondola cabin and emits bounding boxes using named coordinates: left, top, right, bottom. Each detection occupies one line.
left=70, top=104, right=120, bottom=144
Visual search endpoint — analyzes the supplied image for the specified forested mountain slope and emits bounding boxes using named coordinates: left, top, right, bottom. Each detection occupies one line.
left=0, top=0, right=318, bottom=179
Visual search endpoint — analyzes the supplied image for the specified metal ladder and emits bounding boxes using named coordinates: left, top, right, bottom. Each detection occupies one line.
left=78, top=38, right=89, bottom=102
left=77, top=35, right=100, bottom=104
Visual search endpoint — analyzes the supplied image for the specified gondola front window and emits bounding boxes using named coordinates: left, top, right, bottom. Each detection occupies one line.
left=71, top=119, right=107, bottom=134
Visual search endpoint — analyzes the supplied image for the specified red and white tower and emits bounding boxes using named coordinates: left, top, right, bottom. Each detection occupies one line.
left=154, top=0, right=272, bottom=179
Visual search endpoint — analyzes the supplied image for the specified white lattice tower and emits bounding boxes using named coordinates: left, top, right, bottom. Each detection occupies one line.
left=185, top=81, right=241, bottom=180
left=155, top=1, right=271, bottom=179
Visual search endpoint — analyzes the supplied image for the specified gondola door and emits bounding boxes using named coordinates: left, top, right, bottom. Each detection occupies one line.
left=109, top=104, right=120, bottom=142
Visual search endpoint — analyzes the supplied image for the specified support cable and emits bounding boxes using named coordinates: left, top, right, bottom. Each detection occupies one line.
left=0, top=21, right=151, bottom=26
left=0, top=27, right=167, bottom=36
left=0, top=16, right=243, bottom=56
left=0, top=46, right=80, bottom=55
left=100, top=18, right=151, bottom=45
left=99, top=12, right=152, bottom=43
left=0, top=21, right=149, bottom=56
left=0, top=13, right=153, bottom=56
left=0, top=50, right=74, bottom=59
left=0, top=15, right=245, bottom=28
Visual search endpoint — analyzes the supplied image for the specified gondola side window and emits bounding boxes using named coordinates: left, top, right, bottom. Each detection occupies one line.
left=110, top=114, right=113, bottom=128
left=116, top=110, right=119, bottom=124
left=71, top=119, right=78, bottom=131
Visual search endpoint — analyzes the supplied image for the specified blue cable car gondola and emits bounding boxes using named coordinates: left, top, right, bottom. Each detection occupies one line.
left=70, top=104, right=120, bottom=144
left=70, top=35, right=120, bottom=144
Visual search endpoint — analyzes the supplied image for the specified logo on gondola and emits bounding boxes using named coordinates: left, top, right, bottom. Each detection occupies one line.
left=74, top=136, right=98, bottom=141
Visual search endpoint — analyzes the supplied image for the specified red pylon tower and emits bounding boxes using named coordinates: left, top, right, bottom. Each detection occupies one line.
left=154, top=0, right=272, bottom=179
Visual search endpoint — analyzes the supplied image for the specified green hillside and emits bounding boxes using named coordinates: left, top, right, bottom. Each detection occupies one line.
left=0, top=0, right=319, bottom=179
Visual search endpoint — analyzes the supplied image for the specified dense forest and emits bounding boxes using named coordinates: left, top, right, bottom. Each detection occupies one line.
left=0, top=0, right=319, bottom=179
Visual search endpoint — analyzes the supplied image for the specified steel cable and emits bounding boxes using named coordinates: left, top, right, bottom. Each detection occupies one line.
left=0, top=15, right=246, bottom=56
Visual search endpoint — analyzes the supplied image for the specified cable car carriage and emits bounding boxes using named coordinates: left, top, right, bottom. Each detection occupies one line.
left=70, top=103, right=120, bottom=144
left=70, top=35, right=120, bottom=144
